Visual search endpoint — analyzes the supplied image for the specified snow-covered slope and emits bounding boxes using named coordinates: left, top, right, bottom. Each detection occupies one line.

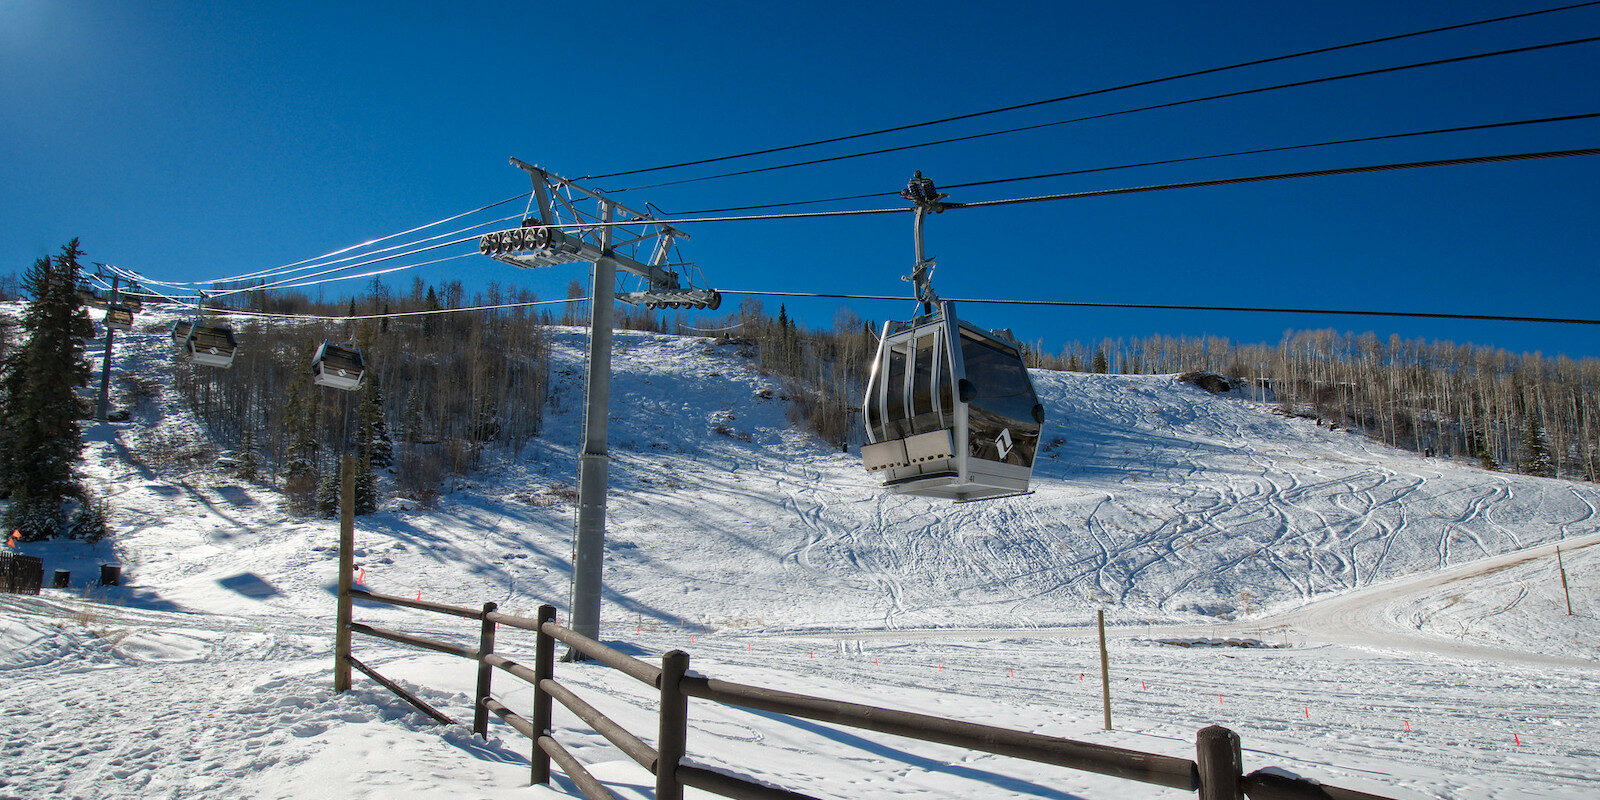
left=43, top=304, right=1600, bottom=638
left=3, top=306, right=1597, bottom=799
left=537, top=325, right=1600, bottom=638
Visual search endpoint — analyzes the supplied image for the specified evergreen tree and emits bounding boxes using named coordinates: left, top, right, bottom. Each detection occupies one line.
left=235, top=423, right=261, bottom=482
left=422, top=287, right=441, bottom=337
left=1473, top=428, right=1499, bottom=471
left=1092, top=349, right=1109, bottom=374
left=282, top=381, right=320, bottom=512
left=315, top=470, right=340, bottom=517
left=0, top=241, right=96, bottom=540
left=356, top=375, right=393, bottom=468
left=283, top=382, right=320, bottom=478
left=354, top=457, right=379, bottom=515
left=401, top=383, right=423, bottom=444
left=67, top=495, right=110, bottom=542
left=1521, top=413, right=1555, bottom=477
left=315, top=458, right=377, bottom=517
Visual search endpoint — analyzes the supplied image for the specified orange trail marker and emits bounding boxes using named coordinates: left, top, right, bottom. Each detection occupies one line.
left=357, top=568, right=365, bottom=584
left=809, top=651, right=814, bottom=659
left=690, top=635, right=695, bottom=643
left=1141, top=681, right=1146, bottom=690
left=1304, top=707, right=1310, bottom=719
left=938, top=664, right=943, bottom=672
left=746, top=643, right=751, bottom=651
left=1218, top=694, right=1224, bottom=707
left=1080, top=673, right=1084, bottom=681
left=416, top=590, right=422, bottom=601
left=1404, top=720, right=1411, bottom=732
left=1009, top=668, right=1014, bottom=678
left=874, top=658, right=879, bottom=666
left=1514, top=733, right=1522, bottom=746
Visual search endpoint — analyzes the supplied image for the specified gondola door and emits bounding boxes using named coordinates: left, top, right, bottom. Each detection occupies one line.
left=862, top=307, right=962, bottom=494
left=952, top=323, right=1043, bottom=496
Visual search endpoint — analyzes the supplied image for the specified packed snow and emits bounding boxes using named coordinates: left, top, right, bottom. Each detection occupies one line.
left=1, top=304, right=1596, bottom=799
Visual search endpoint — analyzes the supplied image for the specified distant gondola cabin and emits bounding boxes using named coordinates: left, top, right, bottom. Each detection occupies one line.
left=185, top=324, right=238, bottom=369
left=104, top=305, right=133, bottom=332
left=311, top=341, right=365, bottom=391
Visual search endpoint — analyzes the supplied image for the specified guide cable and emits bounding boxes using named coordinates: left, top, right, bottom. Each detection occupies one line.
left=583, top=2, right=1600, bottom=181
left=609, top=35, right=1600, bottom=192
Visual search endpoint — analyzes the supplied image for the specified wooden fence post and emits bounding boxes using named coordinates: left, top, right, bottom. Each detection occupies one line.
left=472, top=601, right=498, bottom=737
left=1196, top=725, right=1243, bottom=800
left=1098, top=609, right=1112, bottom=731
left=531, top=604, right=556, bottom=785
left=657, top=649, right=690, bottom=800
left=1557, top=546, right=1574, bottom=616
left=334, top=453, right=355, bottom=693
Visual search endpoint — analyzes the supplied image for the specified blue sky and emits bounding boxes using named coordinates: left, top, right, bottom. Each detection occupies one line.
left=3, top=1, right=1598, bottom=358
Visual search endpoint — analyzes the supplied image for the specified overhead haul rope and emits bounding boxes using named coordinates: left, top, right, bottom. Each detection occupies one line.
left=142, top=283, right=1600, bottom=332
left=610, top=35, right=1600, bottom=192
left=82, top=274, right=171, bottom=298
left=261, top=253, right=476, bottom=291
left=944, top=147, right=1600, bottom=210
left=129, top=214, right=521, bottom=296
left=154, top=295, right=590, bottom=323
left=663, top=112, right=1600, bottom=215
left=583, top=1, right=1600, bottom=180
left=163, top=193, right=531, bottom=287
left=101, top=7, right=1597, bottom=299
left=192, top=234, right=486, bottom=300
left=106, top=250, right=477, bottom=307
left=115, top=146, right=1598, bottom=303
left=717, top=291, right=1600, bottom=327
left=480, top=146, right=1600, bottom=230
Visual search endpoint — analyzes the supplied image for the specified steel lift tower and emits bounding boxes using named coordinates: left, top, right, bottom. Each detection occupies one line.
left=480, top=159, right=719, bottom=646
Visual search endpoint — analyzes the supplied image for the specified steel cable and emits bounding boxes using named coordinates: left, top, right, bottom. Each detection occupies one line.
left=582, top=2, right=1600, bottom=181
left=662, top=112, right=1600, bottom=215
left=610, top=35, right=1600, bottom=192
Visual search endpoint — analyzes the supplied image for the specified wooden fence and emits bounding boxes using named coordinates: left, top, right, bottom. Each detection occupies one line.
left=0, top=552, right=42, bottom=595
left=326, top=453, right=1398, bottom=800
left=335, top=592, right=1401, bottom=800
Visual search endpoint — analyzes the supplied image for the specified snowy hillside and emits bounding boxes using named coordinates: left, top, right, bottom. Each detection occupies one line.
left=545, top=324, right=1600, bottom=636
left=2, top=306, right=1597, bottom=799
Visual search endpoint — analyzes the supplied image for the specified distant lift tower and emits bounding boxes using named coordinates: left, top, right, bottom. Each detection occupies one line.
left=480, top=158, right=720, bottom=645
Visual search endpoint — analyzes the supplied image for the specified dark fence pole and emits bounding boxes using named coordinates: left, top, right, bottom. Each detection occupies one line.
left=657, top=649, right=690, bottom=800
left=472, top=601, right=498, bottom=737
left=334, top=452, right=356, bottom=693
left=531, top=604, right=556, bottom=785
left=1197, top=725, right=1243, bottom=800
left=1098, top=609, right=1112, bottom=731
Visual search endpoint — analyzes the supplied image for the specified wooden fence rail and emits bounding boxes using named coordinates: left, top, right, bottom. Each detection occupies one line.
left=335, top=581, right=1399, bottom=800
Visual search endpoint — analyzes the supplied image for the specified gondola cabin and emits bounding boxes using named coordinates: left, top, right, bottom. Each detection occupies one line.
left=104, top=305, right=134, bottom=332
left=860, top=301, right=1045, bottom=502
left=185, top=324, right=238, bottom=369
left=311, top=341, right=365, bottom=391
